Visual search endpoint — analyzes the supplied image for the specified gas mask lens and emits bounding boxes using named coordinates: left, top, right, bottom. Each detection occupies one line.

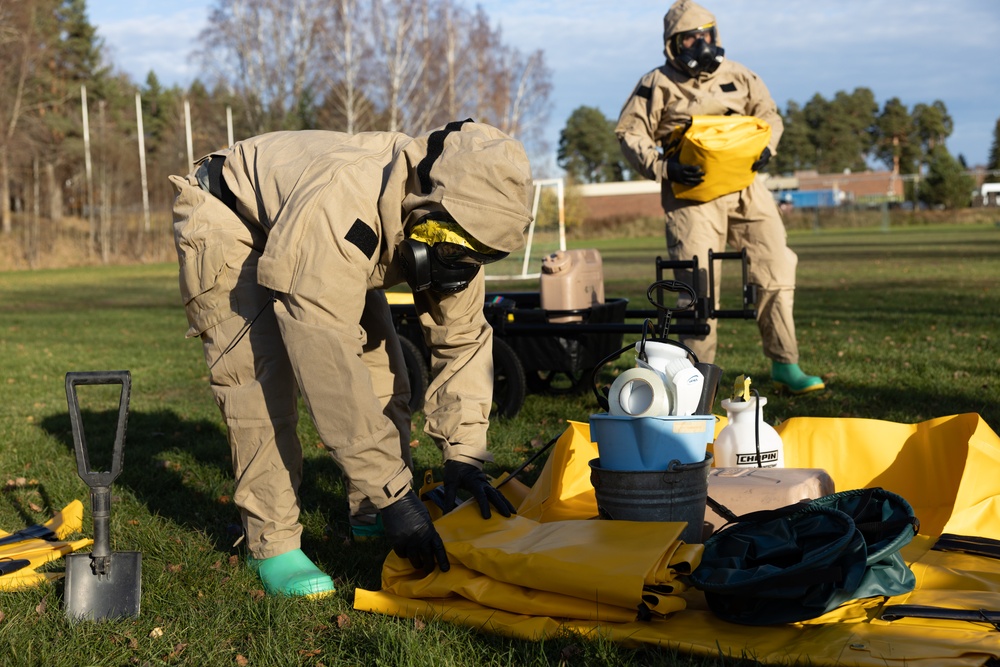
left=434, top=242, right=484, bottom=267
left=679, top=28, right=713, bottom=49
left=432, top=242, right=508, bottom=268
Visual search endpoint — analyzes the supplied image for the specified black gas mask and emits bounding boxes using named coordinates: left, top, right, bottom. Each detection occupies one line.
left=397, top=220, right=508, bottom=295
left=672, top=25, right=725, bottom=77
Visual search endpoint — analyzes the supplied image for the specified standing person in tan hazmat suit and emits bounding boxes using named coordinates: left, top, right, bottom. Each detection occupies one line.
left=616, top=0, right=825, bottom=394
left=170, top=120, right=531, bottom=598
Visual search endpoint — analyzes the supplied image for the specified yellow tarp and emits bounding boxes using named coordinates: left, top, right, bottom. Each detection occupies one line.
left=355, top=415, right=1000, bottom=666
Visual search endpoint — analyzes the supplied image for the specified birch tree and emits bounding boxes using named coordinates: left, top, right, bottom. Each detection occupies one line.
left=495, top=46, right=551, bottom=150
left=371, top=0, right=446, bottom=133
left=197, top=0, right=325, bottom=133
left=0, top=0, right=44, bottom=234
left=196, top=0, right=552, bottom=150
left=317, top=0, right=377, bottom=133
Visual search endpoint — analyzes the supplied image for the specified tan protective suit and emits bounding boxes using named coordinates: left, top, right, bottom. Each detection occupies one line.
left=170, top=123, right=533, bottom=559
left=616, top=0, right=799, bottom=365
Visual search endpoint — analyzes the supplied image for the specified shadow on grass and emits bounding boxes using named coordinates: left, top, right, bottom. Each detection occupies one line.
left=764, top=375, right=996, bottom=427
left=2, top=480, right=62, bottom=535
left=39, top=409, right=351, bottom=556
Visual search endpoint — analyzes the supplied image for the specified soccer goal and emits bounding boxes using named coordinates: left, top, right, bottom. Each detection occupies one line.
left=485, top=178, right=567, bottom=282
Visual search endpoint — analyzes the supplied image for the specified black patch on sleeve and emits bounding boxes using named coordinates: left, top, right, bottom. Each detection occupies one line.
left=720, top=82, right=737, bottom=93
left=416, top=118, right=473, bottom=194
left=636, top=85, right=653, bottom=100
left=345, top=218, right=378, bottom=260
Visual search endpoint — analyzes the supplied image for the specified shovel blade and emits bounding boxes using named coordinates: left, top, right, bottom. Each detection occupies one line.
left=64, top=551, right=142, bottom=621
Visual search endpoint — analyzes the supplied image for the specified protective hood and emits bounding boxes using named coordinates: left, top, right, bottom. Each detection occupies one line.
left=380, top=120, right=533, bottom=256
left=663, top=0, right=721, bottom=63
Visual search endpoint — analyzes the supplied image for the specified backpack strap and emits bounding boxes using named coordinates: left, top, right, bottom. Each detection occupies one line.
left=706, top=495, right=740, bottom=524
left=706, top=493, right=820, bottom=537
left=932, top=533, right=1000, bottom=560
left=881, top=604, right=1000, bottom=630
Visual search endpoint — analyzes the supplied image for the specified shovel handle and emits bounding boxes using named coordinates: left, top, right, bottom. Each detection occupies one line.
left=66, top=371, right=130, bottom=561
left=65, top=371, right=131, bottom=487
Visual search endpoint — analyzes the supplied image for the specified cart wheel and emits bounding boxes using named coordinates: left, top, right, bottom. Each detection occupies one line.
left=492, top=337, right=526, bottom=420
left=399, top=336, right=429, bottom=413
left=527, top=369, right=592, bottom=396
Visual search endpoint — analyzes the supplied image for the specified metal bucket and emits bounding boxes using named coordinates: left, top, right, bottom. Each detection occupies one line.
left=589, top=454, right=712, bottom=544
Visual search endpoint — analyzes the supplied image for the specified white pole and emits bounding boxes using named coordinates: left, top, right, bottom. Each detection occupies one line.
left=99, top=99, right=109, bottom=263
left=522, top=181, right=542, bottom=276
left=486, top=178, right=564, bottom=282
left=135, top=92, right=151, bottom=232
left=32, top=156, right=40, bottom=262
left=556, top=178, right=566, bottom=252
left=226, top=105, right=234, bottom=147
left=81, top=85, right=94, bottom=236
left=184, top=99, right=193, bottom=174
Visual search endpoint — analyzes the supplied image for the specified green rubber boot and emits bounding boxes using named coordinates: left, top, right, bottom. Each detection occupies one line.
left=350, top=513, right=385, bottom=542
left=247, top=549, right=335, bottom=599
left=772, top=362, right=826, bottom=395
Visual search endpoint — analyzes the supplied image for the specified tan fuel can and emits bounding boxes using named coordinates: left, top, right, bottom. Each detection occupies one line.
left=540, top=249, right=605, bottom=323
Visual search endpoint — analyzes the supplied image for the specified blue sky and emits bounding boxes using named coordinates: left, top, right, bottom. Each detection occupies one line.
left=89, top=0, right=1000, bottom=174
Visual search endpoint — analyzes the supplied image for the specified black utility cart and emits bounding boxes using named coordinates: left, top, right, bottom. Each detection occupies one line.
left=391, top=250, right=756, bottom=419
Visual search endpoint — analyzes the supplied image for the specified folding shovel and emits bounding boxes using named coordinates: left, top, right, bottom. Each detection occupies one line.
left=64, top=371, right=142, bottom=621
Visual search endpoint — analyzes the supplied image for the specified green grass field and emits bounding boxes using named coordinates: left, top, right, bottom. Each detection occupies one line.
left=0, top=224, right=997, bottom=666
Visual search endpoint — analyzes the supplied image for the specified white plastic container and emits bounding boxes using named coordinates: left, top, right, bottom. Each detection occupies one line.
left=607, top=368, right=671, bottom=417
left=635, top=341, right=704, bottom=416
left=663, top=358, right=705, bottom=417
left=713, top=397, right=784, bottom=468
left=540, top=249, right=604, bottom=323
left=634, top=340, right=688, bottom=376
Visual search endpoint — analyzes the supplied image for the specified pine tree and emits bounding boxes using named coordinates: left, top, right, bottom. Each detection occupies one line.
left=34, top=0, right=110, bottom=224
left=557, top=106, right=629, bottom=184
left=772, top=101, right=814, bottom=175
left=912, top=100, right=953, bottom=171
left=986, top=116, right=1000, bottom=184
left=873, top=98, right=918, bottom=175
left=919, top=145, right=975, bottom=209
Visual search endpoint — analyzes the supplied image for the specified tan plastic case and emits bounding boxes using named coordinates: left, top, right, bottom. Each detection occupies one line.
left=703, top=467, right=835, bottom=539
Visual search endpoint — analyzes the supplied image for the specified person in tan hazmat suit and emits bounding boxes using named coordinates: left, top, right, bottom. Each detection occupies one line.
left=616, top=0, right=825, bottom=394
left=170, top=120, right=531, bottom=598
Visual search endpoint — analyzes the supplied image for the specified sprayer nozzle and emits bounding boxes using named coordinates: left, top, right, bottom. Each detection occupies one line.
left=732, top=375, right=752, bottom=402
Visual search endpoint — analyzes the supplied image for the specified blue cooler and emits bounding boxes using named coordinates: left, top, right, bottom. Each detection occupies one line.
left=589, top=413, right=713, bottom=471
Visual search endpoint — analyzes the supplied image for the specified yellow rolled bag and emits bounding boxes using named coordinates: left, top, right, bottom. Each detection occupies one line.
left=666, top=115, right=771, bottom=202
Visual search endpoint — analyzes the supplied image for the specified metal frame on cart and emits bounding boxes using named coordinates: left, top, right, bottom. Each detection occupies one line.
left=391, top=250, right=757, bottom=419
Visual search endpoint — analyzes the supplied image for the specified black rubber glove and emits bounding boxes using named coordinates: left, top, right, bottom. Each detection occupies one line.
left=380, top=490, right=450, bottom=572
left=665, top=156, right=705, bottom=186
left=751, top=147, right=772, bottom=172
left=442, top=460, right=515, bottom=519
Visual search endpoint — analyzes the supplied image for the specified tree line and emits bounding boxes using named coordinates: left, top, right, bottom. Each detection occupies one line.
left=0, top=0, right=552, bottom=265
left=557, top=89, right=1000, bottom=209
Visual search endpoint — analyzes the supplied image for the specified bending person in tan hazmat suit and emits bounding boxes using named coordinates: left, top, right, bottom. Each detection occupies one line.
left=170, top=120, right=531, bottom=597
left=616, top=0, right=825, bottom=394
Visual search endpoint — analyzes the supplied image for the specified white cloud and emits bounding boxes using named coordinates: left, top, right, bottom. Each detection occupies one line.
left=92, top=3, right=208, bottom=87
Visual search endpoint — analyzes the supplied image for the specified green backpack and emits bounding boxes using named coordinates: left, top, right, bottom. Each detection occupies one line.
left=689, top=488, right=919, bottom=625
